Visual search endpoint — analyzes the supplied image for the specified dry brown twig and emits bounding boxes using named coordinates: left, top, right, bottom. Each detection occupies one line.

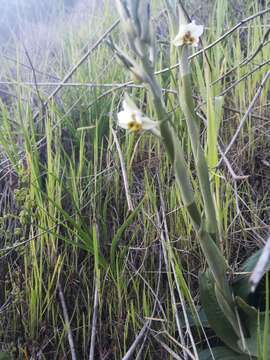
left=121, top=247, right=163, bottom=359
left=218, top=70, right=270, bottom=165
left=212, top=27, right=270, bottom=86
left=219, top=59, right=270, bottom=96
left=111, top=127, right=134, bottom=211
left=57, top=282, right=77, bottom=360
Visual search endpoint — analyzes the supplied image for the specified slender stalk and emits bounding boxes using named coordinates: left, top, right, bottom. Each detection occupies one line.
left=142, top=57, right=201, bottom=229
left=88, top=281, right=98, bottom=360
left=58, top=282, right=77, bottom=360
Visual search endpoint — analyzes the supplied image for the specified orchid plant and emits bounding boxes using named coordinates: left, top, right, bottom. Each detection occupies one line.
left=111, top=1, right=270, bottom=359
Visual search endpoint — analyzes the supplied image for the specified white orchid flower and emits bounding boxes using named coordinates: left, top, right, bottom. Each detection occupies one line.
left=117, top=95, right=157, bottom=132
left=173, top=20, right=203, bottom=47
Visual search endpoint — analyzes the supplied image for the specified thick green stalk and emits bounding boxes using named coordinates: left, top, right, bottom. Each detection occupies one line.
left=177, top=47, right=241, bottom=334
left=142, top=59, right=201, bottom=229
left=178, top=46, right=219, bottom=239
left=156, top=67, right=239, bottom=334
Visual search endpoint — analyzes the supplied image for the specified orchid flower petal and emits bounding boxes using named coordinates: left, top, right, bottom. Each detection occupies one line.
left=173, top=21, right=203, bottom=47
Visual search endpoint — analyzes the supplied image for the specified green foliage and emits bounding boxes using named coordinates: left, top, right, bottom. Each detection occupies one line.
left=236, top=297, right=270, bottom=358
left=0, top=353, right=12, bottom=360
left=199, top=270, right=240, bottom=352
left=233, top=249, right=270, bottom=301
left=110, top=198, right=144, bottom=270
left=198, top=347, right=250, bottom=360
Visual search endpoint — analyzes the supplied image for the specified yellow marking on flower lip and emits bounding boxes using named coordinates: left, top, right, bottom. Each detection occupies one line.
left=127, top=113, right=143, bottom=132
left=183, top=31, right=196, bottom=45
left=127, top=120, right=142, bottom=132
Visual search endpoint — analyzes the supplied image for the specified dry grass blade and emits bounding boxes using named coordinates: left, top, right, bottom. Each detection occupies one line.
left=58, top=282, right=77, bottom=360
left=156, top=208, right=188, bottom=359
left=158, top=180, right=198, bottom=360
left=219, top=60, right=270, bottom=96
left=88, top=281, right=98, bottom=360
left=122, top=247, right=163, bottom=359
left=122, top=321, right=150, bottom=360
left=111, top=127, right=134, bottom=211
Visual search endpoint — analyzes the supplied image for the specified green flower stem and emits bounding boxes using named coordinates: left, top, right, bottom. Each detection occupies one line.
left=151, top=62, right=240, bottom=335
left=141, top=57, right=201, bottom=229
left=178, top=46, right=219, bottom=239
left=177, top=47, right=242, bottom=334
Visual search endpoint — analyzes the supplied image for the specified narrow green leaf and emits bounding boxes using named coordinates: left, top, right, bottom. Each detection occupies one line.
left=236, top=296, right=270, bottom=357
left=198, top=227, right=227, bottom=288
left=215, top=284, right=241, bottom=337
left=110, top=198, right=144, bottom=265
